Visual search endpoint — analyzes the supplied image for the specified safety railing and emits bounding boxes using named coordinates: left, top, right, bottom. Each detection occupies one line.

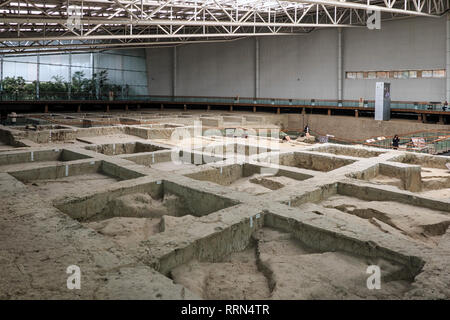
left=1, top=93, right=449, bottom=112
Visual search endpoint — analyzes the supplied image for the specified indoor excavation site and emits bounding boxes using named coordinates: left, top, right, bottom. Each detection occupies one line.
left=0, top=0, right=449, bottom=303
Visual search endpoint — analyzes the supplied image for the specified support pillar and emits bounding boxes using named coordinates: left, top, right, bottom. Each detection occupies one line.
left=68, top=52, right=72, bottom=99
left=160, top=104, right=164, bottom=111
left=447, top=13, right=450, bottom=102
left=77, top=105, right=81, bottom=113
left=125, top=105, right=129, bottom=112
left=230, top=105, right=233, bottom=112
left=44, top=104, right=48, bottom=113
left=302, top=108, right=306, bottom=115
left=337, top=28, right=343, bottom=101
left=355, top=109, right=359, bottom=118
left=172, top=46, right=177, bottom=98
left=253, top=106, right=256, bottom=113
left=184, top=104, right=187, bottom=111
left=36, top=53, right=40, bottom=100
left=328, top=109, right=331, bottom=116
left=255, top=38, right=260, bottom=99
left=207, top=105, right=210, bottom=111
left=277, top=107, right=280, bottom=114
left=106, top=104, right=110, bottom=112
left=0, top=54, right=3, bottom=99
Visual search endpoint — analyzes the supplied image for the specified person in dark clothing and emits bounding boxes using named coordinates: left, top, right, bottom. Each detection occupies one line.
left=304, top=125, right=310, bottom=134
left=392, top=134, right=400, bottom=150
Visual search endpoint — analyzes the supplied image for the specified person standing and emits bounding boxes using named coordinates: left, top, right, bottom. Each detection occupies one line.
left=392, top=134, right=400, bottom=150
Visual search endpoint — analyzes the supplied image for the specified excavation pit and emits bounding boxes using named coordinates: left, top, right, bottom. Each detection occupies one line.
left=390, top=153, right=450, bottom=199
left=85, top=141, right=168, bottom=156
left=165, top=213, right=420, bottom=300
left=56, top=180, right=239, bottom=249
left=195, top=143, right=276, bottom=159
left=185, top=163, right=312, bottom=195
left=123, top=149, right=224, bottom=172
left=312, top=145, right=385, bottom=158
left=0, top=149, right=91, bottom=172
left=287, top=183, right=450, bottom=247
left=9, top=160, right=144, bottom=201
left=259, top=151, right=356, bottom=172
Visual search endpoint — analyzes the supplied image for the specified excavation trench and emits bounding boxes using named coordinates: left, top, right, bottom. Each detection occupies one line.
left=169, top=225, right=416, bottom=300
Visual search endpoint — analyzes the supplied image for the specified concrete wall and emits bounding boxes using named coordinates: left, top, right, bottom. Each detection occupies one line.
left=287, top=114, right=450, bottom=140
left=146, top=16, right=446, bottom=102
left=343, top=17, right=446, bottom=101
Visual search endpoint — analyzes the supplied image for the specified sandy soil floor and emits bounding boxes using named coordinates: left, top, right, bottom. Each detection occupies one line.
left=171, top=227, right=412, bottom=299
left=368, top=174, right=403, bottom=189
left=84, top=217, right=161, bottom=250
left=25, top=173, right=120, bottom=201
left=227, top=174, right=300, bottom=195
left=0, top=141, right=16, bottom=151
left=319, top=195, right=450, bottom=246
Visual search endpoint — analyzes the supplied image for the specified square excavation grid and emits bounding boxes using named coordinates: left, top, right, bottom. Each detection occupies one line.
left=147, top=211, right=423, bottom=300
left=122, top=149, right=224, bottom=172
left=9, top=160, right=144, bottom=201
left=55, top=180, right=239, bottom=250
left=185, top=163, right=312, bottom=195
left=286, top=182, right=450, bottom=248
left=259, top=151, right=356, bottom=172
left=0, top=110, right=449, bottom=301
left=85, top=141, right=169, bottom=156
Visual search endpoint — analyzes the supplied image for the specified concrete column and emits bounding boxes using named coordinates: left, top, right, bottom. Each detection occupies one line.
left=328, top=109, right=331, bottom=116
left=36, top=53, right=40, bottom=100
left=90, top=52, right=95, bottom=99
left=0, top=55, right=3, bottom=98
left=44, top=104, right=48, bottom=113
left=255, top=38, right=260, bottom=98
left=172, top=46, right=177, bottom=97
left=355, top=109, right=359, bottom=118
left=207, top=105, right=210, bottom=111
left=121, top=54, right=125, bottom=98
left=447, top=13, right=450, bottom=102
left=160, top=103, right=164, bottom=110
left=337, top=28, right=343, bottom=101
left=230, top=105, right=233, bottom=112
left=184, top=104, right=187, bottom=111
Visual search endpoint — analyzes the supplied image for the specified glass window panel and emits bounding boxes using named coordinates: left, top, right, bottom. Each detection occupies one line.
left=422, top=70, right=433, bottom=78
